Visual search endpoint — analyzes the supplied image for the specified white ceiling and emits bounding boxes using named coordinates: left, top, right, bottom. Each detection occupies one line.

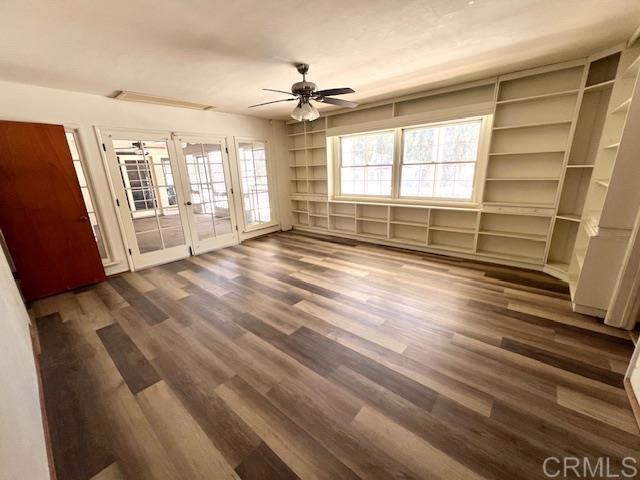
left=1, top=0, right=639, bottom=119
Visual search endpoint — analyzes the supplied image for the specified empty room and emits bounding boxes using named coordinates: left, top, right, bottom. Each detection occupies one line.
left=3, top=1, right=640, bottom=479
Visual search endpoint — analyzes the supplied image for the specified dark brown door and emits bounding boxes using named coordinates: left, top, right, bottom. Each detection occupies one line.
left=0, top=121, right=105, bottom=301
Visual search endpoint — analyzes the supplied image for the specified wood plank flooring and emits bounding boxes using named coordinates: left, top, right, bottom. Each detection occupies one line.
left=33, top=231, right=640, bottom=480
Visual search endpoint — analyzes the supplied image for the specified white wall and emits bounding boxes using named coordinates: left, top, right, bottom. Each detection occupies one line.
left=0, top=247, right=50, bottom=480
left=0, top=80, right=290, bottom=275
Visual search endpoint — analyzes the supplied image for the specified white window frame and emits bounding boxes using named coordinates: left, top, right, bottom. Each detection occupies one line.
left=337, top=129, right=396, bottom=198
left=330, top=115, right=491, bottom=207
left=64, top=127, right=113, bottom=265
left=234, top=137, right=278, bottom=232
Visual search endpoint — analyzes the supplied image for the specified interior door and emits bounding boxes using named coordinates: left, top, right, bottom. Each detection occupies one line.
left=103, top=131, right=192, bottom=270
left=174, top=136, right=239, bottom=254
left=0, top=120, right=105, bottom=300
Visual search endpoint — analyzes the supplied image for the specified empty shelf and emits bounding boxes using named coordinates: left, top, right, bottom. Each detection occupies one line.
left=482, top=201, right=555, bottom=209
left=489, top=149, right=565, bottom=156
left=427, top=243, right=474, bottom=254
left=546, top=260, right=569, bottom=273
left=492, top=120, right=572, bottom=131
left=478, top=230, right=547, bottom=242
left=429, top=226, right=475, bottom=234
left=390, top=220, right=428, bottom=227
left=583, top=79, right=615, bottom=91
left=556, top=213, right=581, bottom=222
left=476, top=250, right=542, bottom=264
left=357, top=217, right=388, bottom=223
left=623, top=55, right=640, bottom=79
left=612, top=98, right=631, bottom=114
left=485, top=177, right=560, bottom=181
left=496, top=89, right=579, bottom=105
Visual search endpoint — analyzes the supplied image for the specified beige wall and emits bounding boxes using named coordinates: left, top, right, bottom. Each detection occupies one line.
left=0, top=247, right=50, bottom=479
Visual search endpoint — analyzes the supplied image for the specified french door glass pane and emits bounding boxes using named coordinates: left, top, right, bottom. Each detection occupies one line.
left=113, top=139, right=185, bottom=253
left=181, top=142, right=231, bottom=240
left=65, top=131, right=108, bottom=259
left=238, top=141, right=272, bottom=226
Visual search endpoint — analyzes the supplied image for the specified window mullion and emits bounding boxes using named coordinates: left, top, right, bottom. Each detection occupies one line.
left=391, top=127, right=402, bottom=199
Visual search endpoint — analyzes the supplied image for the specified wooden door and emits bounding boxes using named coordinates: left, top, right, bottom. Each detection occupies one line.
left=0, top=121, right=105, bottom=301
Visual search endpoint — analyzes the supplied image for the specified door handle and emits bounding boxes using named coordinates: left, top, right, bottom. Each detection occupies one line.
left=79, top=215, right=89, bottom=222
left=185, top=201, right=192, bottom=206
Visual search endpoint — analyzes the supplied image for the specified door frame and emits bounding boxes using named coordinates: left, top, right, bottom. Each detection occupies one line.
left=100, top=128, right=193, bottom=270
left=172, top=133, right=240, bottom=254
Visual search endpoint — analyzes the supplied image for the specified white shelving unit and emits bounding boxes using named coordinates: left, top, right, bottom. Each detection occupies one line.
left=287, top=118, right=328, bottom=197
left=567, top=43, right=640, bottom=317
left=287, top=44, right=640, bottom=290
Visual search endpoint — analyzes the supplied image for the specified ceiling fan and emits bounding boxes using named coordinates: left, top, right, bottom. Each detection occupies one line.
left=249, top=63, right=358, bottom=121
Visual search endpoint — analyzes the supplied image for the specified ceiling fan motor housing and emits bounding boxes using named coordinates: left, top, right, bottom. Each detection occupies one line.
left=291, top=81, right=317, bottom=99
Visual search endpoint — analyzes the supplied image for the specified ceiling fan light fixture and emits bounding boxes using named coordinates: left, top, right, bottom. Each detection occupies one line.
left=291, top=101, right=320, bottom=122
left=290, top=102, right=303, bottom=121
left=301, top=102, right=320, bottom=121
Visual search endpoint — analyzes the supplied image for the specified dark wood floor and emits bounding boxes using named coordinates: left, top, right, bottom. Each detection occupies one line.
left=33, top=231, right=640, bottom=480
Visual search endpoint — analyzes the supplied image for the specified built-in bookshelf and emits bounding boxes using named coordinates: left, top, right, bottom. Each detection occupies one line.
left=287, top=44, right=640, bottom=282
left=485, top=62, right=583, bottom=217
left=542, top=53, right=618, bottom=272
left=287, top=117, right=328, bottom=197
left=567, top=43, right=640, bottom=315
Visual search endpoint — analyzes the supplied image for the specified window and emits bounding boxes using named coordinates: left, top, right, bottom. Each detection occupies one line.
left=160, top=158, right=178, bottom=206
left=401, top=120, right=481, bottom=200
left=340, top=131, right=394, bottom=196
left=237, top=140, right=272, bottom=227
left=65, top=131, right=109, bottom=260
left=334, top=117, right=484, bottom=202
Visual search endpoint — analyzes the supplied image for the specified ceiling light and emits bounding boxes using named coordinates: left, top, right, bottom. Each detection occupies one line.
left=113, top=91, right=215, bottom=110
left=290, top=101, right=320, bottom=122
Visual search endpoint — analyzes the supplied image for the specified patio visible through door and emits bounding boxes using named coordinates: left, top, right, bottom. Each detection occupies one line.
left=102, top=131, right=239, bottom=270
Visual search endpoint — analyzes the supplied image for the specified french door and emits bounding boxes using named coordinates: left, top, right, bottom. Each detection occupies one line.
left=174, top=135, right=239, bottom=254
left=103, top=131, right=239, bottom=270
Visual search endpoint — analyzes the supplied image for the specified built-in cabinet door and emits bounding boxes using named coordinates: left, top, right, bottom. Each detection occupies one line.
left=174, top=136, right=239, bottom=254
left=0, top=120, right=105, bottom=300
left=103, top=131, right=192, bottom=269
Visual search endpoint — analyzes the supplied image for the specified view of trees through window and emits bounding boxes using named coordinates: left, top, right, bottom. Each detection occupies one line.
left=340, top=131, right=394, bottom=196
left=401, top=120, right=481, bottom=199
left=337, top=119, right=482, bottom=201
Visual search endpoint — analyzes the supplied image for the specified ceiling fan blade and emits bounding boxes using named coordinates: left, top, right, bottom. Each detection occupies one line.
left=315, top=97, right=358, bottom=108
left=248, top=98, right=297, bottom=108
left=313, top=87, right=355, bottom=97
left=263, top=88, right=298, bottom=96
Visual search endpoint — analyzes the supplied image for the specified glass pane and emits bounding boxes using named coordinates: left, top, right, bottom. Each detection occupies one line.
left=403, top=128, right=435, bottom=164
left=215, top=218, right=232, bottom=236
left=137, top=230, right=163, bottom=253
left=181, top=142, right=234, bottom=240
left=114, top=138, right=186, bottom=253
left=162, top=227, right=186, bottom=248
left=400, top=164, right=435, bottom=197
left=238, top=141, right=272, bottom=226
left=400, top=120, right=480, bottom=199
left=341, top=131, right=394, bottom=167
left=65, top=131, right=108, bottom=260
